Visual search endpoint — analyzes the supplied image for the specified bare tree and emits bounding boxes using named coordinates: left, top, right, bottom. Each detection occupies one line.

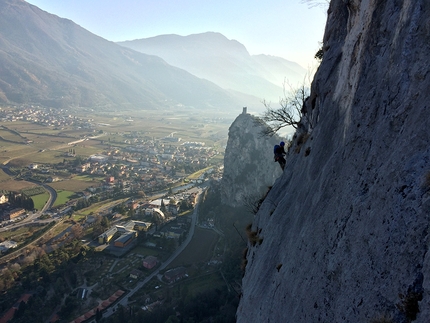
left=260, top=82, right=310, bottom=137
left=300, top=0, right=330, bottom=9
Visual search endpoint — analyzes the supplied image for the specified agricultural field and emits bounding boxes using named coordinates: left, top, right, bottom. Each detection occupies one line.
left=32, top=192, right=50, bottom=210
left=68, top=143, right=104, bottom=158
left=49, top=178, right=102, bottom=192
left=0, top=128, right=24, bottom=143
left=52, top=190, right=76, bottom=207
left=187, top=166, right=214, bottom=180
left=21, top=186, right=46, bottom=196
left=1, top=108, right=232, bottom=168
left=0, top=179, right=37, bottom=192
left=0, top=143, right=37, bottom=164
left=73, top=174, right=104, bottom=182
left=1, top=121, right=72, bottom=136
left=0, top=170, right=11, bottom=182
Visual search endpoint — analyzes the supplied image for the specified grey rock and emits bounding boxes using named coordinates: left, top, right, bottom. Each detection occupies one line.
left=221, top=111, right=282, bottom=208
left=236, top=0, right=430, bottom=322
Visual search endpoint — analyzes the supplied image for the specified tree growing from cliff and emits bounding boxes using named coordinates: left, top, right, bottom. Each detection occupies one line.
left=259, top=84, right=310, bottom=137
left=301, top=0, right=330, bottom=8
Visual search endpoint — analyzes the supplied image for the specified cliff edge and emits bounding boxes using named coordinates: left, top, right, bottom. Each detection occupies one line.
left=221, top=110, right=282, bottom=208
left=237, top=0, right=430, bottom=322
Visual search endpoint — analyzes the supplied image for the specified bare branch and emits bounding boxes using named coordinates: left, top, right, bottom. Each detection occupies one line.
left=259, top=83, right=311, bottom=137
left=300, top=0, right=330, bottom=9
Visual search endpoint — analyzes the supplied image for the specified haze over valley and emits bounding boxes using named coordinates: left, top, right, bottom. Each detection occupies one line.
left=0, top=0, right=311, bottom=114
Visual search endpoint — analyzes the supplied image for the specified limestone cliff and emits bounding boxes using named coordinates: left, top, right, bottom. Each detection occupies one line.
left=221, top=110, right=282, bottom=207
left=237, top=1, right=430, bottom=322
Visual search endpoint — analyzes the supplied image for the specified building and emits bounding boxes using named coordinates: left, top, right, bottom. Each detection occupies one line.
left=168, top=203, right=179, bottom=215
left=0, top=194, right=8, bottom=204
left=5, top=208, right=25, bottom=220
left=76, top=162, right=91, bottom=173
left=161, top=226, right=185, bottom=239
left=142, top=256, right=158, bottom=269
left=98, top=227, right=118, bottom=244
left=28, top=163, right=38, bottom=169
left=133, top=221, right=152, bottom=232
left=0, top=240, right=18, bottom=254
left=163, top=267, right=187, bottom=283
left=129, top=269, right=143, bottom=279
left=114, top=232, right=136, bottom=248
left=116, top=221, right=135, bottom=233
left=89, top=154, right=109, bottom=163
left=153, top=208, right=165, bottom=219
left=149, top=199, right=171, bottom=208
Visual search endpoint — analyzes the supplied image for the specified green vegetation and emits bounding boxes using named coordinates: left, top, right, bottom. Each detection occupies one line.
left=71, top=213, right=87, bottom=222
left=0, top=225, right=37, bottom=241
left=73, top=174, right=104, bottom=182
left=187, top=166, right=213, bottom=180
left=31, top=192, right=50, bottom=210
left=21, top=186, right=46, bottom=196
left=52, top=190, right=75, bottom=207
left=49, top=178, right=101, bottom=192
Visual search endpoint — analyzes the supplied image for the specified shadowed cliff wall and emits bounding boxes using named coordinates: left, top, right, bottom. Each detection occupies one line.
left=237, top=0, right=430, bottom=322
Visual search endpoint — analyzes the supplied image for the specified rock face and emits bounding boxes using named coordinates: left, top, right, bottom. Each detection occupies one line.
left=236, top=1, right=430, bottom=322
left=221, top=110, right=282, bottom=208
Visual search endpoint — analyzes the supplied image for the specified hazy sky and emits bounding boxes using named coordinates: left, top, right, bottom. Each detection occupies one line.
left=25, top=0, right=327, bottom=68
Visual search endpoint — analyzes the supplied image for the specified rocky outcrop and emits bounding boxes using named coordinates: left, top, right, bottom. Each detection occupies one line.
left=237, top=1, right=430, bottom=322
left=221, top=110, right=282, bottom=207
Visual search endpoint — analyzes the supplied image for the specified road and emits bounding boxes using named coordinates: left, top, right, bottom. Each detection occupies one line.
left=103, top=188, right=204, bottom=318
left=0, top=167, right=57, bottom=232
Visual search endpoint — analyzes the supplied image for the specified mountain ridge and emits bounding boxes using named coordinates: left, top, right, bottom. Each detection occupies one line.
left=118, top=32, right=307, bottom=102
left=0, top=0, right=257, bottom=111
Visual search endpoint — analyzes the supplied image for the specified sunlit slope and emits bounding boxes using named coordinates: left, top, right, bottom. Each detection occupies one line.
left=0, top=0, right=252, bottom=111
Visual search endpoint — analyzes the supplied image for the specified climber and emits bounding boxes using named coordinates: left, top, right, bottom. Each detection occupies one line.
left=274, top=141, right=286, bottom=170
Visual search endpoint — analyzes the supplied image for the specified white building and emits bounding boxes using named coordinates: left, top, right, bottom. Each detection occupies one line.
left=89, top=154, right=109, bottom=163
left=0, top=240, right=18, bottom=253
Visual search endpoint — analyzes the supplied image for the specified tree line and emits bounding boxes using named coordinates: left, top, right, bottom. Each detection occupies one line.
left=7, top=192, right=34, bottom=211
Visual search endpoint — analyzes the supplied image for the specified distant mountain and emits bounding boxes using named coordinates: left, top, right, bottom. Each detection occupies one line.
left=0, top=0, right=256, bottom=110
left=118, top=32, right=307, bottom=102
